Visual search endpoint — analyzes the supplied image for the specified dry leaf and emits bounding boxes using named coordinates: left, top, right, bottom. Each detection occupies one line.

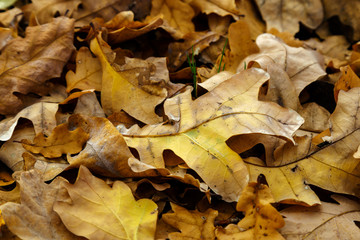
left=54, top=165, right=158, bottom=240
left=255, top=0, right=323, bottom=34
left=162, top=203, right=218, bottom=240
left=66, top=47, right=102, bottom=92
left=90, top=33, right=169, bottom=124
left=0, top=170, right=82, bottom=240
left=67, top=114, right=169, bottom=177
left=188, top=0, right=239, bottom=19
left=244, top=33, right=326, bottom=96
left=280, top=195, right=360, bottom=239
left=0, top=184, right=20, bottom=205
left=334, top=65, right=360, bottom=102
left=0, top=7, right=22, bottom=27
left=247, top=88, right=360, bottom=205
left=73, top=92, right=105, bottom=118
left=215, top=182, right=285, bottom=240
left=146, top=0, right=195, bottom=39
left=123, top=68, right=303, bottom=202
left=298, top=102, right=330, bottom=132
left=0, top=17, right=74, bottom=115
left=21, top=122, right=89, bottom=158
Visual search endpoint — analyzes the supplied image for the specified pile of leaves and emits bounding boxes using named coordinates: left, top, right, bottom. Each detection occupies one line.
left=0, top=0, right=359, bottom=239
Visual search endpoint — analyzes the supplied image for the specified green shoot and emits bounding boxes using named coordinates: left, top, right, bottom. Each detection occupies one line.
left=187, top=45, right=197, bottom=98
left=218, top=38, right=228, bottom=73
left=244, top=61, right=247, bottom=70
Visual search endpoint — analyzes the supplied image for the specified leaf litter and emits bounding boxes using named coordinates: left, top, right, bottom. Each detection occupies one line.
left=0, top=0, right=359, bottom=239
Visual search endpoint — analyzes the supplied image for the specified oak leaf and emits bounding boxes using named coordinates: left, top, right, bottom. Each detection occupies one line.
left=123, top=68, right=303, bottom=202
left=21, top=122, right=89, bottom=158
left=0, top=170, right=82, bottom=240
left=244, top=33, right=326, bottom=96
left=146, top=0, right=195, bottom=39
left=215, top=182, right=285, bottom=240
left=0, top=17, right=75, bottom=115
left=334, top=65, right=360, bottom=102
left=247, top=88, right=360, bottom=205
left=162, top=203, right=218, bottom=240
left=54, top=165, right=158, bottom=240
left=90, top=33, right=170, bottom=124
left=254, top=0, right=323, bottom=34
left=280, top=195, right=360, bottom=239
left=188, top=0, right=240, bottom=19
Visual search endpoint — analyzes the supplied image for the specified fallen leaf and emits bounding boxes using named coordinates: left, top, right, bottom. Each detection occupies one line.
left=0, top=17, right=74, bottom=115
left=244, top=33, right=326, bottom=96
left=123, top=68, right=303, bottom=202
left=298, top=102, right=330, bottom=132
left=280, top=195, right=360, bottom=239
left=247, top=88, right=360, bottom=205
left=0, top=170, right=82, bottom=239
left=162, top=203, right=218, bottom=240
left=0, top=184, right=20, bottom=205
left=54, top=165, right=158, bottom=240
left=67, top=114, right=169, bottom=177
left=0, top=0, right=17, bottom=10
left=334, top=65, right=360, bottom=102
left=73, top=91, right=106, bottom=118
left=268, top=29, right=303, bottom=48
left=255, top=0, right=323, bottom=34
left=146, top=0, right=195, bottom=39
left=90, top=33, right=169, bottom=124
left=21, top=122, right=89, bottom=158
left=188, top=0, right=240, bottom=19
left=215, top=182, right=285, bottom=240
left=66, top=47, right=102, bottom=92
left=0, top=7, right=22, bottom=27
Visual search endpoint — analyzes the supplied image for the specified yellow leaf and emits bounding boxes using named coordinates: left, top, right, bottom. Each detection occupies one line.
left=162, top=203, right=218, bottom=240
left=21, top=122, right=89, bottom=158
left=123, top=68, right=303, bottom=202
left=67, top=114, right=168, bottom=177
left=0, top=170, right=81, bottom=239
left=334, top=65, right=360, bottom=102
left=146, top=0, right=195, bottom=39
left=280, top=195, right=360, bottom=239
left=66, top=47, right=102, bottom=92
left=0, top=17, right=75, bottom=115
left=247, top=88, right=360, bottom=205
left=215, top=182, right=285, bottom=240
left=189, top=0, right=239, bottom=19
left=53, top=165, right=158, bottom=240
left=90, top=33, right=168, bottom=124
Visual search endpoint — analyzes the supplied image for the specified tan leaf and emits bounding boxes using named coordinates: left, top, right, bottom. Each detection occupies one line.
left=53, top=165, right=158, bottom=240
left=167, top=31, right=220, bottom=71
left=0, top=170, right=82, bottom=240
left=247, top=88, right=360, bottom=205
left=215, top=182, right=285, bottom=240
left=90, top=33, right=169, bottom=124
left=73, top=91, right=106, bottom=118
left=21, top=122, right=89, bottom=158
left=255, top=0, right=323, bottom=34
left=0, top=184, right=20, bottom=205
left=66, top=47, right=102, bottom=92
left=162, top=203, right=218, bottom=240
left=123, top=68, right=303, bottom=202
left=334, top=65, right=360, bottom=102
left=146, top=0, right=195, bottom=39
left=67, top=114, right=169, bottom=177
left=280, top=195, right=360, bottom=239
left=245, top=33, right=326, bottom=96
left=0, top=17, right=74, bottom=115
left=188, top=0, right=240, bottom=19
left=298, top=102, right=330, bottom=132
left=0, top=7, right=22, bottom=27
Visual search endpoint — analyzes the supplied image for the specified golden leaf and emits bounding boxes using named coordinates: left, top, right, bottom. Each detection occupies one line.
left=0, top=17, right=74, bottom=115
left=53, top=165, right=158, bottom=240
left=123, top=68, right=303, bottom=202
left=0, top=170, right=81, bottom=239
left=189, top=0, right=239, bottom=19
left=215, top=182, right=285, bottom=240
left=334, top=65, right=360, bottom=102
left=162, top=203, right=218, bottom=240
left=21, top=122, right=89, bottom=158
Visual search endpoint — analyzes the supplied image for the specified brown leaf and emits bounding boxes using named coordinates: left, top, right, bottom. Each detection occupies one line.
left=255, top=0, right=323, bottom=34
left=189, top=0, right=240, bottom=19
left=0, top=170, right=83, bottom=240
left=334, top=65, right=360, bottom=102
left=0, top=17, right=75, bottom=115
left=21, top=122, right=89, bottom=158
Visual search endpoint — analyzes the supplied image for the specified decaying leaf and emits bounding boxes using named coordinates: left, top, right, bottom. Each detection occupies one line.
left=215, top=182, right=285, bottom=240
left=0, top=170, right=82, bottom=240
left=146, top=0, right=195, bottom=39
left=280, top=195, right=360, bottom=239
left=90, top=33, right=170, bottom=124
left=21, top=122, right=89, bottom=158
left=123, top=68, right=303, bottom=202
left=54, top=165, right=158, bottom=240
left=162, top=203, right=218, bottom=240
left=0, top=17, right=74, bottom=115
left=255, top=0, right=323, bottom=34
left=247, top=88, right=360, bottom=205
left=67, top=114, right=169, bottom=177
